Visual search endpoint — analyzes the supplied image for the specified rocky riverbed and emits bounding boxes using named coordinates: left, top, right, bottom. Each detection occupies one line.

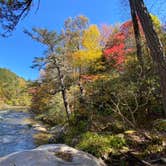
left=0, top=110, right=106, bottom=166
left=0, top=109, right=48, bottom=157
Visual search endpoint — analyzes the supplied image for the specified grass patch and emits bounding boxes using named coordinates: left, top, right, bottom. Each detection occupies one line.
left=76, top=132, right=127, bottom=157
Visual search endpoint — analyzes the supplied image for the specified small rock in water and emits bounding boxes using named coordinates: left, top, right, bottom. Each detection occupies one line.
left=33, top=124, right=47, bottom=132
left=0, top=116, right=4, bottom=121
left=2, top=136, right=13, bottom=143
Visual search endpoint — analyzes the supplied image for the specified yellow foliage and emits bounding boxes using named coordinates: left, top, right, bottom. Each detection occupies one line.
left=124, top=130, right=136, bottom=134
left=124, top=54, right=137, bottom=65
left=72, top=25, right=102, bottom=67
left=18, top=78, right=26, bottom=87
left=150, top=14, right=161, bottom=32
left=82, top=25, right=101, bottom=50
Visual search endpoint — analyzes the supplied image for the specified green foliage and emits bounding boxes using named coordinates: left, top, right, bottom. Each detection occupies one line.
left=27, top=15, right=166, bottom=161
left=153, top=119, right=166, bottom=132
left=63, top=118, right=89, bottom=145
left=0, top=68, right=31, bottom=107
left=76, top=132, right=126, bottom=157
left=29, top=16, right=165, bottom=130
left=35, top=94, right=67, bottom=125
left=145, top=145, right=164, bottom=155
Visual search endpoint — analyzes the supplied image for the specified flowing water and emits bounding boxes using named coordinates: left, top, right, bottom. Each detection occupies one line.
left=0, top=110, right=39, bottom=157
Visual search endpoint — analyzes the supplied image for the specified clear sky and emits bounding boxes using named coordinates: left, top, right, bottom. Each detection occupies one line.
left=0, top=0, right=165, bottom=80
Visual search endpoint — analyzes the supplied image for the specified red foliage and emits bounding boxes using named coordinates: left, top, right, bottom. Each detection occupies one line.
left=104, top=43, right=125, bottom=55
left=120, top=17, right=144, bottom=37
left=114, top=32, right=126, bottom=41
left=103, top=20, right=139, bottom=70
left=120, top=20, right=133, bottom=36
left=103, top=32, right=127, bottom=70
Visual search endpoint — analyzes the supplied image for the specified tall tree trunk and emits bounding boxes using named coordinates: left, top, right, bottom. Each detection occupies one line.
left=132, top=0, right=166, bottom=117
left=78, top=67, right=85, bottom=99
left=129, top=0, right=144, bottom=75
left=57, top=65, right=71, bottom=122
left=50, top=46, right=71, bottom=121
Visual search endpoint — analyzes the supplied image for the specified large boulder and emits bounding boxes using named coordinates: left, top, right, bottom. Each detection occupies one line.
left=0, top=144, right=106, bottom=166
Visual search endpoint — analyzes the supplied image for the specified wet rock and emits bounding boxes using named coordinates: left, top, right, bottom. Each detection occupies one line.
left=0, top=116, right=4, bottom=121
left=49, top=125, right=68, bottom=143
left=48, top=133, right=64, bottom=144
left=71, top=136, right=81, bottom=146
left=50, top=125, right=67, bottom=134
left=33, top=124, right=47, bottom=132
left=0, top=144, right=106, bottom=166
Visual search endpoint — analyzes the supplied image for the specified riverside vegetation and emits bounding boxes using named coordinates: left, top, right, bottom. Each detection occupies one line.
left=25, top=15, right=165, bottom=165
left=0, top=0, right=166, bottom=165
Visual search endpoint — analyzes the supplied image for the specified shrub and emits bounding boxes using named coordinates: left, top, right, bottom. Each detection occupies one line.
left=76, top=132, right=126, bottom=157
left=153, top=119, right=166, bottom=132
left=64, top=120, right=88, bottom=145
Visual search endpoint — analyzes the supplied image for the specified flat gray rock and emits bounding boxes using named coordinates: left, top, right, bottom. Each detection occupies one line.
left=0, top=144, right=106, bottom=166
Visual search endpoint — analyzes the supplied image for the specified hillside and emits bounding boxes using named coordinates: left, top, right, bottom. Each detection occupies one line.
left=0, top=68, right=31, bottom=108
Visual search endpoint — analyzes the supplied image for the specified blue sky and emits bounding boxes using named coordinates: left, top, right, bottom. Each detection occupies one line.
left=0, top=0, right=165, bottom=80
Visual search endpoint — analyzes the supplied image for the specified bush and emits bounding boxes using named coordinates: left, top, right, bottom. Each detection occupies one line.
left=153, top=119, right=166, bottom=132
left=34, top=93, right=67, bottom=125
left=64, top=119, right=88, bottom=145
left=76, top=132, right=126, bottom=157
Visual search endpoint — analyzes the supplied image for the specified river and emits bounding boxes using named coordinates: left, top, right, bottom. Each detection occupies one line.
left=0, top=110, right=41, bottom=157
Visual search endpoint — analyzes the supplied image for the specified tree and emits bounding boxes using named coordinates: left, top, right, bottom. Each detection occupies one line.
left=104, top=25, right=133, bottom=71
left=63, top=15, right=89, bottom=97
left=129, top=0, right=144, bottom=74
left=0, top=68, right=31, bottom=106
left=25, top=28, right=72, bottom=122
left=63, top=15, right=89, bottom=52
left=72, top=25, right=102, bottom=98
left=0, top=0, right=33, bottom=36
left=129, top=0, right=166, bottom=117
left=72, top=25, right=102, bottom=67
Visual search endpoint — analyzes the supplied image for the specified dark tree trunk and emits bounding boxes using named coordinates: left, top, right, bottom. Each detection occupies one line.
left=78, top=81, right=84, bottom=97
left=129, top=0, right=144, bottom=75
left=132, top=0, right=166, bottom=117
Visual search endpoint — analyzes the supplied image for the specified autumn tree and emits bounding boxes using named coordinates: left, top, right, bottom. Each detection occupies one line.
left=63, top=15, right=89, bottom=97
left=25, top=28, right=72, bottom=122
left=72, top=25, right=102, bottom=67
left=71, top=24, right=102, bottom=100
left=63, top=15, right=89, bottom=52
left=103, top=24, right=133, bottom=71
left=29, top=81, right=53, bottom=112
left=128, top=0, right=166, bottom=117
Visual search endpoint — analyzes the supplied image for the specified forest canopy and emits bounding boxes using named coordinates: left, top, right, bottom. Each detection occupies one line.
left=0, top=68, right=31, bottom=107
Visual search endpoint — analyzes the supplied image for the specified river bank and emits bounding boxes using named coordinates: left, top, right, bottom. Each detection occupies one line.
left=0, top=108, right=165, bottom=165
left=0, top=104, right=29, bottom=111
